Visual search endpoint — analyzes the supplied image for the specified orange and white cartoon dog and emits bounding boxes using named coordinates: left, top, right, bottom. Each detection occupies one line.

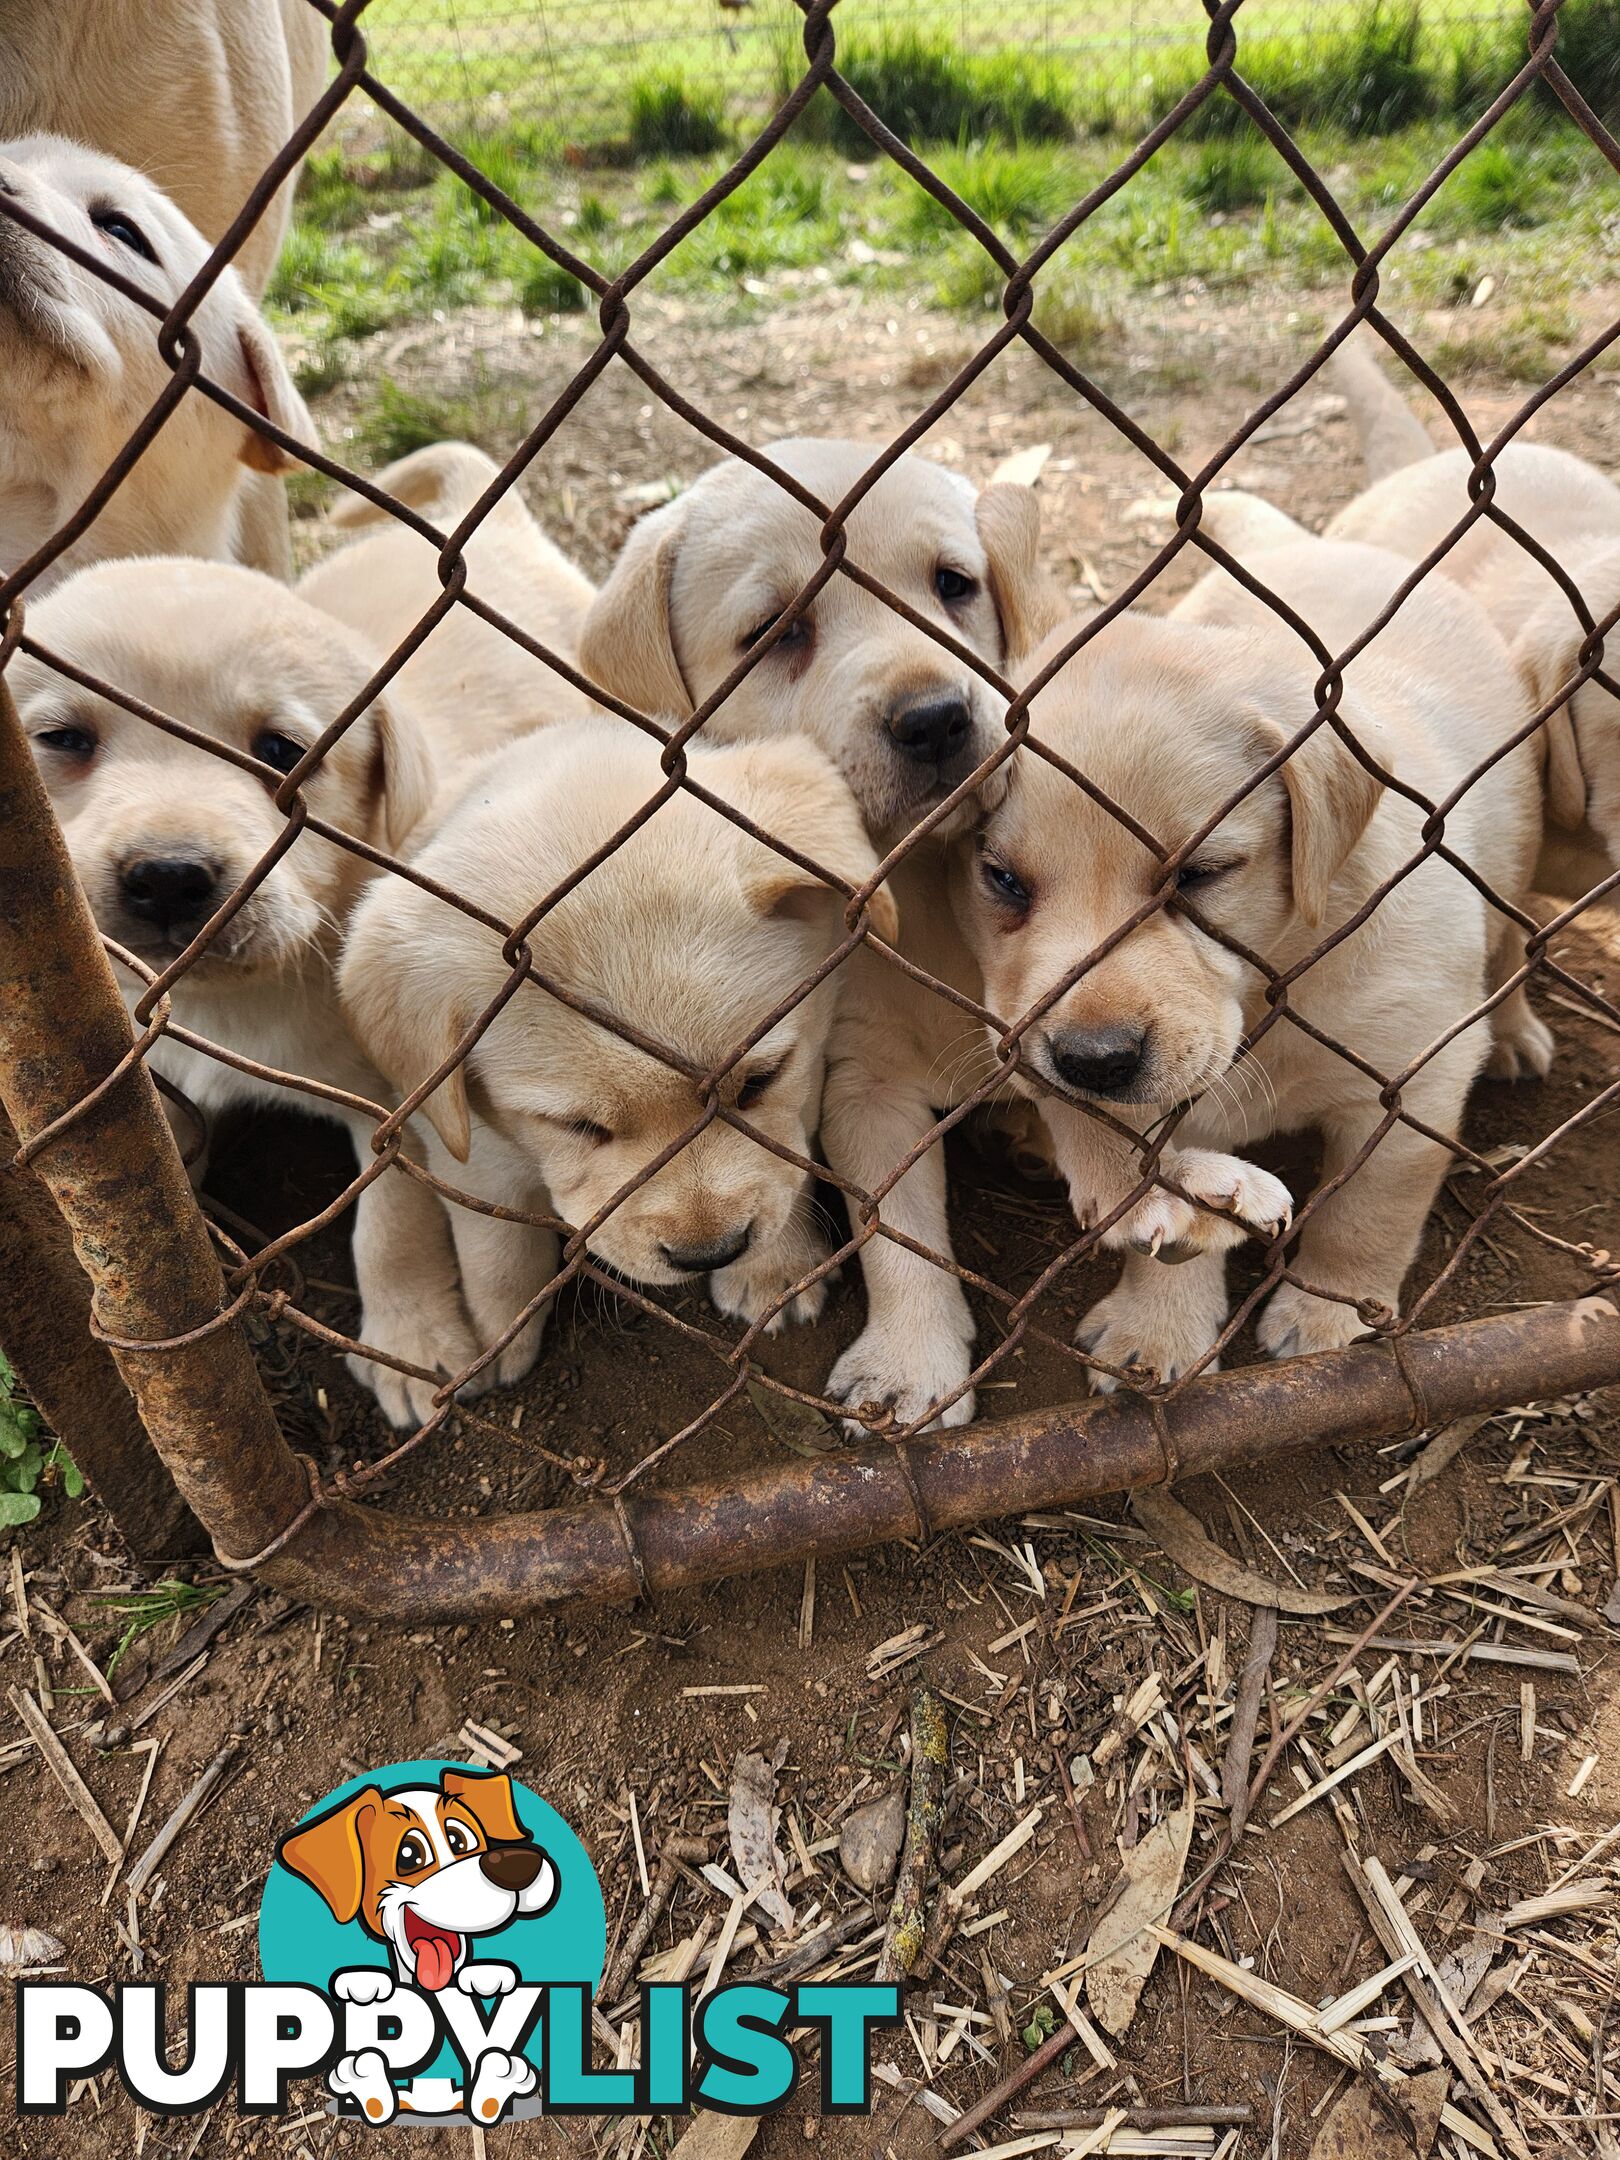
left=278, top=1767, right=558, bottom=2124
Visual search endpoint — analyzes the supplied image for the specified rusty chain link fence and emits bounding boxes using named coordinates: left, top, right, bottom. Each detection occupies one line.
left=2, top=0, right=1620, bottom=1617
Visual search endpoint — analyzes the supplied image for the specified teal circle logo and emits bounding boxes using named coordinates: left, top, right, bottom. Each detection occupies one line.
left=259, top=1759, right=604, bottom=2123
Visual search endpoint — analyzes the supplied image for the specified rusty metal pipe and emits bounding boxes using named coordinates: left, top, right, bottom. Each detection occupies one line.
left=255, top=1291, right=1620, bottom=1617
left=0, top=673, right=308, bottom=1561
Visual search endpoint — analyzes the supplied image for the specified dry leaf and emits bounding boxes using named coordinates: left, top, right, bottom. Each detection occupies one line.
left=668, top=2113, right=761, bottom=2160
left=1306, top=2067, right=1447, bottom=2158
left=1133, top=1489, right=1355, bottom=1613
left=990, top=442, right=1051, bottom=488
left=1084, top=1803, right=1192, bottom=2036
left=746, top=1380, right=837, bottom=1456
left=839, top=1785, right=905, bottom=1895
left=1408, top=1414, right=1488, bottom=1490
left=727, top=1746, right=794, bottom=1932
left=0, top=1922, right=66, bottom=1975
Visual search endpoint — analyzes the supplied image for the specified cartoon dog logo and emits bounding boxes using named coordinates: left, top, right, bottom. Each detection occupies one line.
left=278, top=1766, right=558, bottom=2123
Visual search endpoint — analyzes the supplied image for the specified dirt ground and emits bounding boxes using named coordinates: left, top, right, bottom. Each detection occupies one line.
left=6, top=274, right=1620, bottom=2159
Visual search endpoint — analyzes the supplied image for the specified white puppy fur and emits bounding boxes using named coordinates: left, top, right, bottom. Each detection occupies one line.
left=13, top=555, right=488, bottom=1426
left=299, top=442, right=597, bottom=760
left=0, top=0, right=326, bottom=302
left=339, top=717, right=898, bottom=1421
left=579, top=439, right=1061, bottom=843
left=947, top=537, right=1542, bottom=1389
left=1311, top=341, right=1620, bottom=881
left=0, top=134, right=311, bottom=592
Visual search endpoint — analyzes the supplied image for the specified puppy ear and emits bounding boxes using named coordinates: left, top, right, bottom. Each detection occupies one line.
left=369, top=692, right=439, bottom=855
left=339, top=889, right=473, bottom=1162
left=725, top=739, right=899, bottom=944
left=976, top=483, right=1066, bottom=664
left=1250, top=707, right=1382, bottom=929
left=579, top=502, right=692, bottom=718
left=224, top=308, right=315, bottom=475
left=1513, top=597, right=1591, bottom=832
left=442, top=1768, right=527, bottom=1844
left=278, top=1788, right=380, bottom=1925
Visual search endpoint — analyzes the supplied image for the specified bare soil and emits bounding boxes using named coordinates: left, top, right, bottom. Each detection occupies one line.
left=7, top=280, right=1620, bottom=2159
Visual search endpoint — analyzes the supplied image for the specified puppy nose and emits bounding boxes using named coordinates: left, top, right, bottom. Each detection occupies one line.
left=1047, top=1025, right=1146, bottom=1099
left=118, top=854, right=219, bottom=929
left=886, top=689, right=974, bottom=765
left=479, top=1845, right=545, bottom=1892
left=659, top=1224, right=752, bottom=1273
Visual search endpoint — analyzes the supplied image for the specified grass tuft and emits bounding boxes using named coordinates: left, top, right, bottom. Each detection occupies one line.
left=796, top=28, right=1073, bottom=151
left=1183, top=130, right=1280, bottom=212
left=627, top=68, right=729, bottom=158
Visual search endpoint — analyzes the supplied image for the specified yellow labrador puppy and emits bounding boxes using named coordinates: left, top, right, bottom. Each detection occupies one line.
left=340, top=718, right=897, bottom=1417
left=579, top=439, right=1059, bottom=844
left=1318, top=337, right=1620, bottom=876
left=950, top=535, right=1542, bottom=1388
left=13, top=556, right=483, bottom=1426
left=0, top=135, right=310, bottom=591
left=299, top=442, right=596, bottom=759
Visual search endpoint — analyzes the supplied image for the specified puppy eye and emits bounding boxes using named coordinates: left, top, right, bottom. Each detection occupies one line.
left=396, top=1833, right=431, bottom=1873
left=936, top=567, right=978, bottom=604
left=981, top=855, right=1031, bottom=910
left=738, top=611, right=811, bottom=656
left=1172, top=857, right=1243, bottom=894
left=90, top=205, right=158, bottom=264
left=445, top=1820, right=476, bottom=1855
left=253, top=730, right=308, bottom=777
left=35, top=724, right=98, bottom=762
left=567, top=1117, right=613, bottom=1147
left=736, top=1062, right=783, bottom=1112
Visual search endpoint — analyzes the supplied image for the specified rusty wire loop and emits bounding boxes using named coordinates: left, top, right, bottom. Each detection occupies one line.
left=1, top=0, right=1619, bottom=1551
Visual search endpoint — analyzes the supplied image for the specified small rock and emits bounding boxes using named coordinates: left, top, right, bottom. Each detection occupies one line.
left=838, top=1785, right=906, bottom=1895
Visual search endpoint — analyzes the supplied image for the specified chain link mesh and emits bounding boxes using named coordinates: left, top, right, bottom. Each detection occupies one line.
left=2, top=0, right=1618, bottom=1570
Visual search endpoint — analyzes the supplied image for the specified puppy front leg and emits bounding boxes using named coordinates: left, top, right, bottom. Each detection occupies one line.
left=1041, top=1103, right=1291, bottom=1262
left=1258, top=1051, right=1474, bottom=1360
left=349, top=1152, right=482, bottom=1431
left=449, top=1204, right=561, bottom=1394
left=820, top=1052, right=975, bottom=1431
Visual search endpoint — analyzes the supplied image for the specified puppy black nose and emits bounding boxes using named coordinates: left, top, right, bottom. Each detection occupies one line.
left=480, top=1844, right=545, bottom=1892
left=1047, top=1026, right=1146, bottom=1099
left=119, top=855, right=219, bottom=929
left=886, top=689, right=974, bottom=765
left=659, top=1225, right=751, bottom=1273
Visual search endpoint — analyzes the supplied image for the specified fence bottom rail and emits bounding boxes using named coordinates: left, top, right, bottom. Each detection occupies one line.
left=249, top=1292, right=1619, bottom=1618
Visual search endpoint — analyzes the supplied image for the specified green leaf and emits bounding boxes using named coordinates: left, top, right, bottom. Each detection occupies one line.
left=0, top=1491, right=41, bottom=1527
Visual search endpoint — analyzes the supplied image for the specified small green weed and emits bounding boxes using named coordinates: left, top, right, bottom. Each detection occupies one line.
left=0, top=1352, right=82, bottom=1528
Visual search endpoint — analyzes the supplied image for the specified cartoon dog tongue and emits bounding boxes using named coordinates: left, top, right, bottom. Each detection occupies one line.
left=405, top=1913, right=460, bottom=1992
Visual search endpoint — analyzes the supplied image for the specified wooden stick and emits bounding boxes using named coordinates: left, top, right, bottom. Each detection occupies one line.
left=599, top=1833, right=710, bottom=2005
left=1222, top=1604, right=1277, bottom=1839
left=1016, top=2106, right=1254, bottom=2130
left=878, top=1686, right=947, bottom=1982
left=938, top=2019, right=1072, bottom=2150
left=125, top=1743, right=235, bottom=1898
left=9, top=1686, right=122, bottom=1863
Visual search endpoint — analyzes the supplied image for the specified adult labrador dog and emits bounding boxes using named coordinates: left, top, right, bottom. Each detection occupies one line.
left=0, top=136, right=310, bottom=593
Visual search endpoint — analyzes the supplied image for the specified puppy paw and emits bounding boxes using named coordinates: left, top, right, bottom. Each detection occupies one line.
left=330, top=2048, right=397, bottom=2123
left=1077, top=1265, right=1229, bottom=1391
left=1258, top=1280, right=1377, bottom=1360
left=333, top=1967, right=395, bottom=2006
left=467, top=2048, right=537, bottom=2125
left=350, top=1290, right=483, bottom=1430
left=826, top=1319, right=975, bottom=1434
left=484, top=1305, right=549, bottom=1391
left=1486, top=1000, right=1555, bottom=1082
left=1101, top=1149, right=1291, bottom=1263
left=710, top=1223, right=832, bottom=1335
left=458, top=1962, right=519, bottom=1998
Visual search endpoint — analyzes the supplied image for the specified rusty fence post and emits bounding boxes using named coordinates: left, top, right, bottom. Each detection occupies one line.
left=0, top=669, right=309, bottom=1566
left=0, top=1104, right=202, bottom=1558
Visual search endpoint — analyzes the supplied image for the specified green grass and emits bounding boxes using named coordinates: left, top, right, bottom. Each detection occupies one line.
left=94, top=1580, right=223, bottom=1683
left=628, top=68, right=729, bottom=158
left=803, top=28, right=1075, bottom=150
left=1183, top=131, right=1288, bottom=212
